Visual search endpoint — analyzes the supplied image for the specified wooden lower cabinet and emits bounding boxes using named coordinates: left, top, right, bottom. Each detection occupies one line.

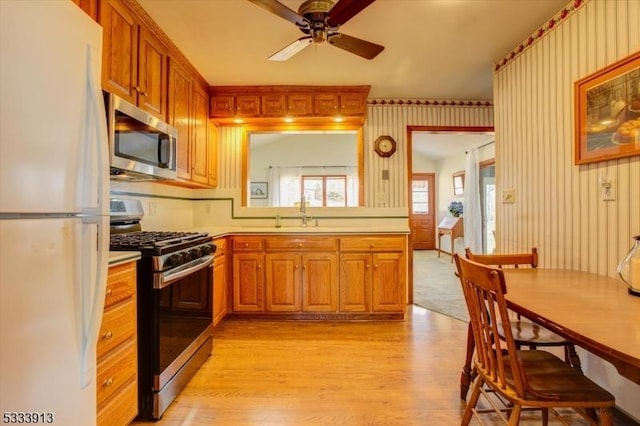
left=340, top=236, right=406, bottom=313
left=212, top=237, right=229, bottom=327
left=231, top=234, right=405, bottom=319
left=98, top=260, right=138, bottom=426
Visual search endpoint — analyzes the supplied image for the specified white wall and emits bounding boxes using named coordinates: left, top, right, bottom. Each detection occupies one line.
left=494, top=0, right=640, bottom=418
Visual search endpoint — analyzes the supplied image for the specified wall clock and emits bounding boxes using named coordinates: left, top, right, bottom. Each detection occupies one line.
left=374, top=135, right=397, bottom=157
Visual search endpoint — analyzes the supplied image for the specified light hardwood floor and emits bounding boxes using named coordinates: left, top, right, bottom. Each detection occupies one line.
left=131, top=306, right=637, bottom=425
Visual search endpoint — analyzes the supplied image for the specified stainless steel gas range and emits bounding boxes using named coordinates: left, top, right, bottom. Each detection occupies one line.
left=109, top=199, right=215, bottom=420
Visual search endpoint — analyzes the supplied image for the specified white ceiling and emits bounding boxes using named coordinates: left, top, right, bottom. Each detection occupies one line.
left=138, top=0, right=568, bottom=100
left=413, top=131, right=494, bottom=160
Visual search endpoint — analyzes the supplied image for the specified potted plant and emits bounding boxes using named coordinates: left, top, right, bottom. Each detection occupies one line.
left=448, top=201, right=463, bottom=218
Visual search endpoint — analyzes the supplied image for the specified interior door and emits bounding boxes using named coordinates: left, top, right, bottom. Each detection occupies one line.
left=411, top=173, right=435, bottom=250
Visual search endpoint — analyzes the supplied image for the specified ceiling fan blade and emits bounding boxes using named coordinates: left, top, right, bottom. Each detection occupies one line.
left=328, top=33, right=384, bottom=60
left=327, top=0, right=376, bottom=26
left=247, top=0, right=307, bottom=27
left=269, top=37, right=313, bottom=61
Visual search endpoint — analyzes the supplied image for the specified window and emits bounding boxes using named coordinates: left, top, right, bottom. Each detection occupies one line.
left=411, top=179, right=430, bottom=214
left=302, top=175, right=347, bottom=207
left=453, top=171, right=465, bottom=196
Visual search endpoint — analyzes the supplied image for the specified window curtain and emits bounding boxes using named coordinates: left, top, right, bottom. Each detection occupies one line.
left=269, top=166, right=358, bottom=207
left=463, top=149, right=482, bottom=253
left=269, top=166, right=301, bottom=207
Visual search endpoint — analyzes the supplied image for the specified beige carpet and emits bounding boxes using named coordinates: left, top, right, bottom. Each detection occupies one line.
left=413, top=249, right=469, bottom=322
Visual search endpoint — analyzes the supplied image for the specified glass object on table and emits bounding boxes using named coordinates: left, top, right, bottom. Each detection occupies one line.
left=617, top=235, right=640, bottom=296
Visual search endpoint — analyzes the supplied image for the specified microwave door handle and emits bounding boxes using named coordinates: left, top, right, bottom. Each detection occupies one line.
left=158, top=135, right=172, bottom=168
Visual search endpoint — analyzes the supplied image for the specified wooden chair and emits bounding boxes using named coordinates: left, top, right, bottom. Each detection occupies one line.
left=464, top=247, right=581, bottom=367
left=454, top=254, right=615, bottom=425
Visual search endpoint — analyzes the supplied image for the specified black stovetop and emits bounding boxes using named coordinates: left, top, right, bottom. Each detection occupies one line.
left=110, top=231, right=212, bottom=255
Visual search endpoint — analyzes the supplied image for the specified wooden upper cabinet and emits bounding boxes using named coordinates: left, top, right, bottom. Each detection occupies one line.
left=262, top=93, right=312, bottom=117
left=100, top=0, right=167, bottom=120
left=190, top=82, right=209, bottom=185
left=210, top=95, right=260, bottom=118
left=137, top=27, right=168, bottom=119
left=314, top=93, right=340, bottom=116
left=314, top=93, right=366, bottom=116
left=287, top=94, right=313, bottom=116
left=71, top=0, right=98, bottom=21
left=210, top=86, right=370, bottom=124
left=168, top=60, right=192, bottom=180
left=207, top=120, right=219, bottom=187
left=100, top=0, right=138, bottom=104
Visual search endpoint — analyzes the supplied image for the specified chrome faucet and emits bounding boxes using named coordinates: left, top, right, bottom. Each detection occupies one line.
left=300, top=196, right=309, bottom=227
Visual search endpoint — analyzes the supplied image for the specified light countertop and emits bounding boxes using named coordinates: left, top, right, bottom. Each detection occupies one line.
left=195, top=226, right=410, bottom=238
left=109, top=251, right=141, bottom=266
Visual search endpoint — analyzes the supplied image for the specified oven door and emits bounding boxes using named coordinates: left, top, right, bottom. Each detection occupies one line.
left=137, top=257, right=213, bottom=420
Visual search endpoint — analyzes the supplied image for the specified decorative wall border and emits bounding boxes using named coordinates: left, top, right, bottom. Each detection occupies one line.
left=367, top=99, right=493, bottom=106
left=495, top=0, right=585, bottom=71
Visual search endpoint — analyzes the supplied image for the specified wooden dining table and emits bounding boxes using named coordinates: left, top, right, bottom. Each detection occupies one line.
left=460, top=268, right=640, bottom=400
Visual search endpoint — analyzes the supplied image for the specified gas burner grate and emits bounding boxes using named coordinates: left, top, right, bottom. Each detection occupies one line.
left=110, top=231, right=210, bottom=252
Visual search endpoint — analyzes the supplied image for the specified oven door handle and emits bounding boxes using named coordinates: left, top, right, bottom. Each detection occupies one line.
left=154, top=255, right=214, bottom=289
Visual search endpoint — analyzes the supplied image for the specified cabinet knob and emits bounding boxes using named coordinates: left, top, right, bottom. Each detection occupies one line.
left=105, top=288, right=113, bottom=297
left=298, top=243, right=303, bottom=249
left=103, top=331, right=113, bottom=340
left=103, top=378, right=113, bottom=387
left=369, top=244, right=374, bottom=249
left=244, top=243, right=249, bottom=247
left=366, top=264, right=370, bottom=269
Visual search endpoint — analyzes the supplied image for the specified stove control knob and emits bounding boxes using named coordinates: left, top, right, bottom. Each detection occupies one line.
left=201, top=244, right=213, bottom=255
left=189, top=247, right=202, bottom=259
left=167, top=253, right=184, bottom=267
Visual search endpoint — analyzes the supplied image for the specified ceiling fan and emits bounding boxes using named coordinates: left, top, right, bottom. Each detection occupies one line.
left=247, top=0, right=384, bottom=61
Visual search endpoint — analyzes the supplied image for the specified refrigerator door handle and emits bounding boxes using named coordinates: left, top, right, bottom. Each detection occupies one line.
left=78, top=46, right=110, bottom=388
left=79, top=44, right=110, bottom=218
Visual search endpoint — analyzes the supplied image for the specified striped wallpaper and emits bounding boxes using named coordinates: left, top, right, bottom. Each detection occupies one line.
left=494, top=0, right=640, bottom=278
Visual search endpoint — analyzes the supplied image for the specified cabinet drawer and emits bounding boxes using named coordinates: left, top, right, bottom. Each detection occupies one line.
left=340, top=236, right=406, bottom=252
left=105, top=261, right=136, bottom=309
left=97, top=374, right=137, bottom=426
left=97, top=338, right=137, bottom=407
left=97, top=299, right=136, bottom=358
left=232, top=236, right=264, bottom=252
left=265, top=237, right=338, bottom=252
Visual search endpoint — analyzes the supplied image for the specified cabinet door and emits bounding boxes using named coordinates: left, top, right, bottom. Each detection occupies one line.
left=371, top=252, right=405, bottom=312
left=210, top=95, right=234, bottom=117
left=339, top=93, right=366, bottom=115
left=262, top=94, right=287, bottom=117
left=339, top=253, right=371, bottom=312
left=168, top=59, right=192, bottom=180
left=137, top=26, right=167, bottom=120
left=190, top=82, right=210, bottom=185
left=212, top=250, right=228, bottom=327
left=100, top=0, right=138, bottom=103
left=207, top=120, right=219, bottom=187
left=302, top=253, right=338, bottom=312
left=232, top=252, right=264, bottom=312
left=313, top=93, right=339, bottom=116
left=265, top=253, right=301, bottom=312
left=287, top=93, right=313, bottom=116
left=236, top=95, right=261, bottom=117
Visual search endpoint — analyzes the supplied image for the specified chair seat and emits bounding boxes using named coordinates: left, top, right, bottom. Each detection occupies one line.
left=494, top=350, right=615, bottom=406
left=499, top=320, right=570, bottom=346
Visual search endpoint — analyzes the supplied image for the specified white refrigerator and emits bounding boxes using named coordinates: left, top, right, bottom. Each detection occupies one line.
left=0, top=2, right=109, bottom=425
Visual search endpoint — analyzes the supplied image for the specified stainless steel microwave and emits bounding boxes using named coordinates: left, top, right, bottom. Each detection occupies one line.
left=105, top=92, right=178, bottom=181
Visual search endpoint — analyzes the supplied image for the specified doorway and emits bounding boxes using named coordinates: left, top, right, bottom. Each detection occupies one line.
left=479, top=160, right=496, bottom=253
left=406, top=125, right=495, bottom=305
left=410, top=173, right=436, bottom=250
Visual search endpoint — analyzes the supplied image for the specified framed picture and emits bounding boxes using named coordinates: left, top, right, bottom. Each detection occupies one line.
left=574, top=51, right=640, bottom=165
left=250, top=182, right=268, bottom=199
left=452, top=171, right=465, bottom=196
